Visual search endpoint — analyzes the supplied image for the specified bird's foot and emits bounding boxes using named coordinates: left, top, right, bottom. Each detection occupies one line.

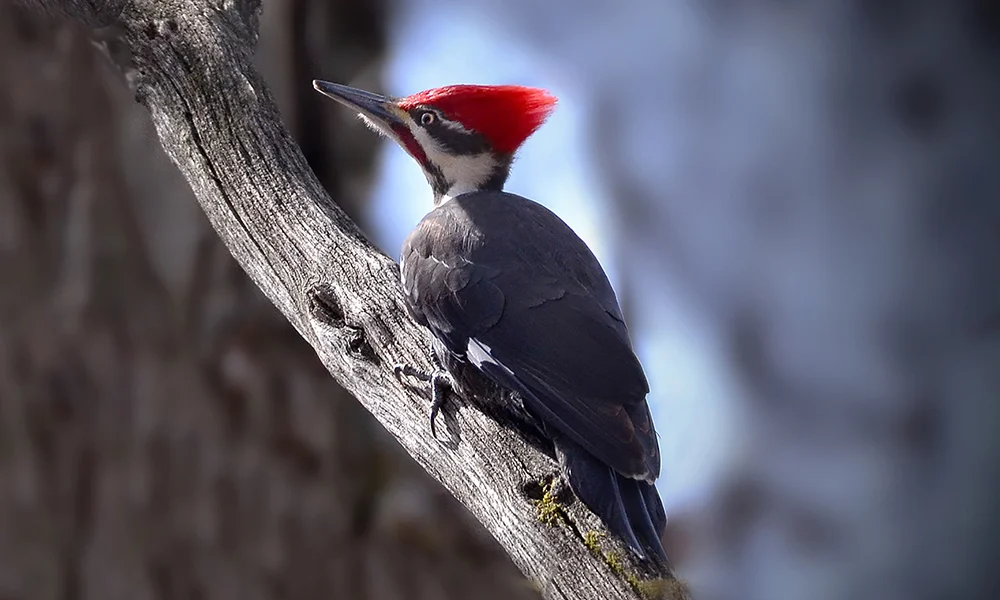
left=427, top=371, right=454, bottom=437
left=393, top=363, right=431, bottom=382
left=393, top=363, right=454, bottom=437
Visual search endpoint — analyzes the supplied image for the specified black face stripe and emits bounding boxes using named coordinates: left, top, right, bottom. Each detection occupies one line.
left=423, top=160, right=449, bottom=198
left=433, top=125, right=490, bottom=155
left=409, top=107, right=491, bottom=155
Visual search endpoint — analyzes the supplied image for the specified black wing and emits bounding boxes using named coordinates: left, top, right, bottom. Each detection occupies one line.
left=401, top=191, right=659, bottom=480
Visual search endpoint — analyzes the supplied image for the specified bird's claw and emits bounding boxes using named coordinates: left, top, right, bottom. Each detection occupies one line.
left=393, top=363, right=431, bottom=382
left=428, top=371, right=453, bottom=437
left=393, top=363, right=453, bottom=437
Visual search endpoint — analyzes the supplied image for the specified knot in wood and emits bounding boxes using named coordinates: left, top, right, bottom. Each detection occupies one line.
left=308, top=285, right=346, bottom=328
left=144, top=19, right=178, bottom=40
left=346, top=326, right=379, bottom=363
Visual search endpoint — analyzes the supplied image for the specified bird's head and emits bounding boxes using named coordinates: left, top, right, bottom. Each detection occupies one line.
left=313, top=80, right=557, bottom=204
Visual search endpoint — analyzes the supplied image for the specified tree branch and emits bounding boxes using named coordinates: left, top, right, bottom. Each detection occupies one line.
left=19, top=0, right=681, bottom=598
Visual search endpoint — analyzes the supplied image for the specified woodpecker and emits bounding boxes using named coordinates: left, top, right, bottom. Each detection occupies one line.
left=314, top=80, right=668, bottom=564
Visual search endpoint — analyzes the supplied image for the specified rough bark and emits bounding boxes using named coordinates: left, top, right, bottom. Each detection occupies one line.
left=0, top=2, right=540, bottom=600
left=6, top=1, right=680, bottom=598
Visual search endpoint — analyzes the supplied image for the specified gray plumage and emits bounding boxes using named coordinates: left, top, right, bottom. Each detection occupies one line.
left=400, top=190, right=667, bottom=562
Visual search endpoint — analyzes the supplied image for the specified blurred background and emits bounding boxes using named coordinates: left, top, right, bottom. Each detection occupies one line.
left=1, top=1, right=997, bottom=599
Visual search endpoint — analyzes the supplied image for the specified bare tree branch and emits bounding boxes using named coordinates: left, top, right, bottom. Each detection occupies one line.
left=16, top=1, right=683, bottom=598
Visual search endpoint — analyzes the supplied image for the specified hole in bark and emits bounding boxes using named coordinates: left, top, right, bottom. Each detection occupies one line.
left=347, top=327, right=379, bottom=363
left=154, top=19, right=178, bottom=38
left=308, top=285, right=345, bottom=328
left=521, top=475, right=563, bottom=502
left=144, top=19, right=178, bottom=39
left=521, top=480, right=546, bottom=501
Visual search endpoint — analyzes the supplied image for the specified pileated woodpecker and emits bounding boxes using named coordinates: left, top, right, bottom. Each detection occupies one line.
left=314, top=80, right=667, bottom=564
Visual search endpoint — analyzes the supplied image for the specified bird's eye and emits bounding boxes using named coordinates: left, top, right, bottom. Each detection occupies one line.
left=420, top=111, right=436, bottom=126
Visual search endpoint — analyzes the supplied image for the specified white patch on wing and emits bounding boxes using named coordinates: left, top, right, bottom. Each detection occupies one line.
left=426, top=254, right=451, bottom=268
left=467, top=338, right=496, bottom=368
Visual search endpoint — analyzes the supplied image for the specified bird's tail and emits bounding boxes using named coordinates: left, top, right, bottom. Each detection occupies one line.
left=556, top=438, right=669, bottom=566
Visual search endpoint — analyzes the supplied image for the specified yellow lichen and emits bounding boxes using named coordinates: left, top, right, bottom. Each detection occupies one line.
left=533, top=479, right=567, bottom=526
left=532, top=481, right=691, bottom=599
left=579, top=529, right=689, bottom=599
left=628, top=574, right=692, bottom=599
left=605, top=551, right=626, bottom=573
left=583, top=529, right=603, bottom=553
left=631, top=577, right=661, bottom=599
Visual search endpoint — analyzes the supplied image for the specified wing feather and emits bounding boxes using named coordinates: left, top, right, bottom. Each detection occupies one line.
left=401, top=191, right=659, bottom=479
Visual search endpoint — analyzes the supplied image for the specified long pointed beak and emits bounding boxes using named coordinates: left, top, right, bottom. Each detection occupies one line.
left=312, top=80, right=405, bottom=130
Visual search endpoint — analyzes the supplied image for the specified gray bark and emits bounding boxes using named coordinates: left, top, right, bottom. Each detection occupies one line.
left=7, top=1, right=682, bottom=598
left=0, top=2, right=539, bottom=600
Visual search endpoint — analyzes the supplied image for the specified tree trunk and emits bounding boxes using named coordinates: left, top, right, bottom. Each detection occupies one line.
left=2, top=1, right=682, bottom=598
left=0, top=3, right=537, bottom=600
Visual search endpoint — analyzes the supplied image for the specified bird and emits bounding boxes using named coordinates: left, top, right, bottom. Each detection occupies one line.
left=313, top=79, right=668, bottom=565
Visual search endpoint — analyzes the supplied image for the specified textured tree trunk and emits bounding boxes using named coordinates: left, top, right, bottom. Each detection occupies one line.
left=2, top=1, right=685, bottom=598
left=0, top=3, right=539, bottom=600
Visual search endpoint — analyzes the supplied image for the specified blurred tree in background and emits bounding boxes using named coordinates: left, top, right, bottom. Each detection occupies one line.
left=2, top=0, right=997, bottom=599
left=0, top=3, right=536, bottom=599
left=420, top=1, right=999, bottom=599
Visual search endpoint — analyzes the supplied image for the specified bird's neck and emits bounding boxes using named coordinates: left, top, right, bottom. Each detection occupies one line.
left=427, top=151, right=512, bottom=206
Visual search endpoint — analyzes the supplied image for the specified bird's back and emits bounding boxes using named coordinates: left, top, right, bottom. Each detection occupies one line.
left=400, top=191, right=659, bottom=482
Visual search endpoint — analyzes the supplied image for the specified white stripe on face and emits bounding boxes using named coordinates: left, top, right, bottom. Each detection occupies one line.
left=410, top=125, right=500, bottom=204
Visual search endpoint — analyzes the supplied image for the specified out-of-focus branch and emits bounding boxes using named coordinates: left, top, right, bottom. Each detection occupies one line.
left=17, top=1, right=682, bottom=598
left=14, top=0, right=127, bottom=26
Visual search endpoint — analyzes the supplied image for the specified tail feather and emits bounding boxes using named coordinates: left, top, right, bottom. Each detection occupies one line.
left=557, top=438, right=668, bottom=565
left=639, top=477, right=667, bottom=535
left=618, top=475, right=669, bottom=565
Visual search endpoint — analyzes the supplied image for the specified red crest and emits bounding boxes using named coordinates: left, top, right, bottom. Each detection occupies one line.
left=398, top=85, right=558, bottom=155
